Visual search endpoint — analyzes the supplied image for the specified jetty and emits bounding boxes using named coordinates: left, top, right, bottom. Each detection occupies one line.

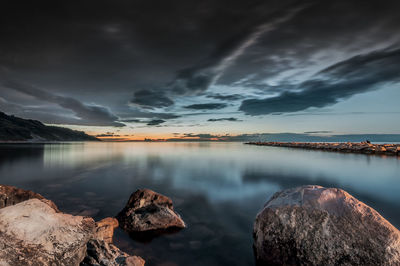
left=245, top=142, right=400, bottom=156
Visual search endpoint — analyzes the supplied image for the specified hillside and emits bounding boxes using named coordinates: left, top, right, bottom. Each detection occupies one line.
left=0, top=112, right=99, bottom=141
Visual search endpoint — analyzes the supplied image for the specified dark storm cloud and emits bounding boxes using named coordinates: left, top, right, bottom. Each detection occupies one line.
left=121, top=119, right=142, bottom=123
left=2, top=80, right=125, bottom=127
left=206, top=94, right=244, bottom=101
left=130, top=89, right=174, bottom=109
left=1, top=0, right=400, bottom=126
left=168, top=2, right=311, bottom=96
left=119, top=110, right=180, bottom=120
left=207, top=117, right=241, bottom=122
left=240, top=47, right=400, bottom=115
left=146, top=119, right=166, bottom=126
left=184, top=103, right=227, bottom=110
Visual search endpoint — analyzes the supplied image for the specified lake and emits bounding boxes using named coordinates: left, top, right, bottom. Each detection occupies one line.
left=0, top=142, right=399, bottom=266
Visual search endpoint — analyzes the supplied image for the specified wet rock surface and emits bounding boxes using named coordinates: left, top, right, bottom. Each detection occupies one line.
left=0, top=199, right=95, bottom=266
left=246, top=141, right=400, bottom=156
left=117, top=189, right=185, bottom=236
left=253, top=185, right=400, bottom=265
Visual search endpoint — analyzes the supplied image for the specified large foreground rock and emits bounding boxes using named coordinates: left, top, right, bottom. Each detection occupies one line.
left=253, top=185, right=400, bottom=265
left=0, top=199, right=95, bottom=266
left=117, top=189, right=185, bottom=234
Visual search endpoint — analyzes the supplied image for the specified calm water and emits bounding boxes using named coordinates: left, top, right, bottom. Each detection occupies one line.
left=0, top=142, right=399, bottom=265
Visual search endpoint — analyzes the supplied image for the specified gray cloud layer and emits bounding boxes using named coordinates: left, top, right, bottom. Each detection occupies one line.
left=240, top=48, right=400, bottom=115
left=184, top=103, right=228, bottom=110
left=207, top=117, right=240, bottom=122
left=130, top=89, right=174, bottom=109
left=2, top=80, right=125, bottom=127
left=0, top=0, right=399, bottom=127
left=146, top=119, right=166, bottom=126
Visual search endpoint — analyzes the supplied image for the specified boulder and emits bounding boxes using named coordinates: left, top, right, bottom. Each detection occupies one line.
left=0, top=184, right=59, bottom=211
left=81, top=239, right=145, bottom=266
left=117, top=189, right=185, bottom=234
left=253, top=185, right=400, bottom=265
left=0, top=198, right=95, bottom=266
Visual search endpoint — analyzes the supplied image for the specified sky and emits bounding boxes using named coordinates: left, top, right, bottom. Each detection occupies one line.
left=1, top=0, right=400, bottom=140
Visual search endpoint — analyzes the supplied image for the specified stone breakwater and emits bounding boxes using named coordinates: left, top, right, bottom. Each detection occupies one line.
left=245, top=141, right=400, bottom=156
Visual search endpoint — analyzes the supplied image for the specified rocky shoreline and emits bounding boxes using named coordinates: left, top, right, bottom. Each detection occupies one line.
left=2, top=184, right=400, bottom=265
left=245, top=141, right=400, bottom=156
left=0, top=185, right=186, bottom=266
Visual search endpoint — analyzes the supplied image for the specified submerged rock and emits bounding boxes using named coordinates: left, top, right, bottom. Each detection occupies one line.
left=0, top=198, right=95, bottom=266
left=117, top=189, right=185, bottom=236
left=0, top=184, right=58, bottom=211
left=253, top=185, right=400, bottom=265
left=81, top=239, right=145, bottom=266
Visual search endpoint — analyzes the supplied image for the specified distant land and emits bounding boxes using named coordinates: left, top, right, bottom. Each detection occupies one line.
left=0, top=112, right=98, bottom=142
left=123, top=133, right=400, bottom=142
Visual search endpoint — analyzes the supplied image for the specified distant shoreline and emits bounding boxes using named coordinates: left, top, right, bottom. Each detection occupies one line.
left=245, top=142, right=400, bottom=156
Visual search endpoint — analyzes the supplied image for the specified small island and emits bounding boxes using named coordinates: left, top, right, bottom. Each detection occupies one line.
left=245, top=141, right=400, bottom=156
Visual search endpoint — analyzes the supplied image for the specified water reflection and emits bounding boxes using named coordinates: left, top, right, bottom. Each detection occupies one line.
left=0, top=142, right=399, bottom=266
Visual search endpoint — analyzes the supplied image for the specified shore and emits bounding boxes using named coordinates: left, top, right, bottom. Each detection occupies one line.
left=245, top=141, right=400, bottom=156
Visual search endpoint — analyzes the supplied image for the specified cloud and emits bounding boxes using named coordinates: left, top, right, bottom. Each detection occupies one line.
left=206, top=93, right=244, bottom=101
left=119, top=109, right=180, bottom=121
left=120, top=117, right=169, bottom=126
left=146, top=119, right=166, bottom=126
left=130, top=89, right=174, bottom=109
left=121, top=118, right=142, bottom=123
left=96, top=132, right=120, bottom=137
left=304, top=130, right=332, bottom=134
left=168, top=3, right=311, bottom=96
left=184, top=103, right=227, bottom=110
left=207, top=117, right=241, bottom=122
left=3, top=80, right=125, bottom=127
left=240, top=47, right=400, bottom=115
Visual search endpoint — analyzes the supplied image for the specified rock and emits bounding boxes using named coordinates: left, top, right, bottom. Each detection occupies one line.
left=117, top=189, right=185, bottom=235
left=82, top=217, right=145, bottom=265
left=80, top=239, right=145, bottom=266
left=0, top=184, right=59, bottom=211
left=0, top=198, right=95, bottom=266
left=253, top=185, right=400, bottom=265
left=95, top=217, right=119, bottom=244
